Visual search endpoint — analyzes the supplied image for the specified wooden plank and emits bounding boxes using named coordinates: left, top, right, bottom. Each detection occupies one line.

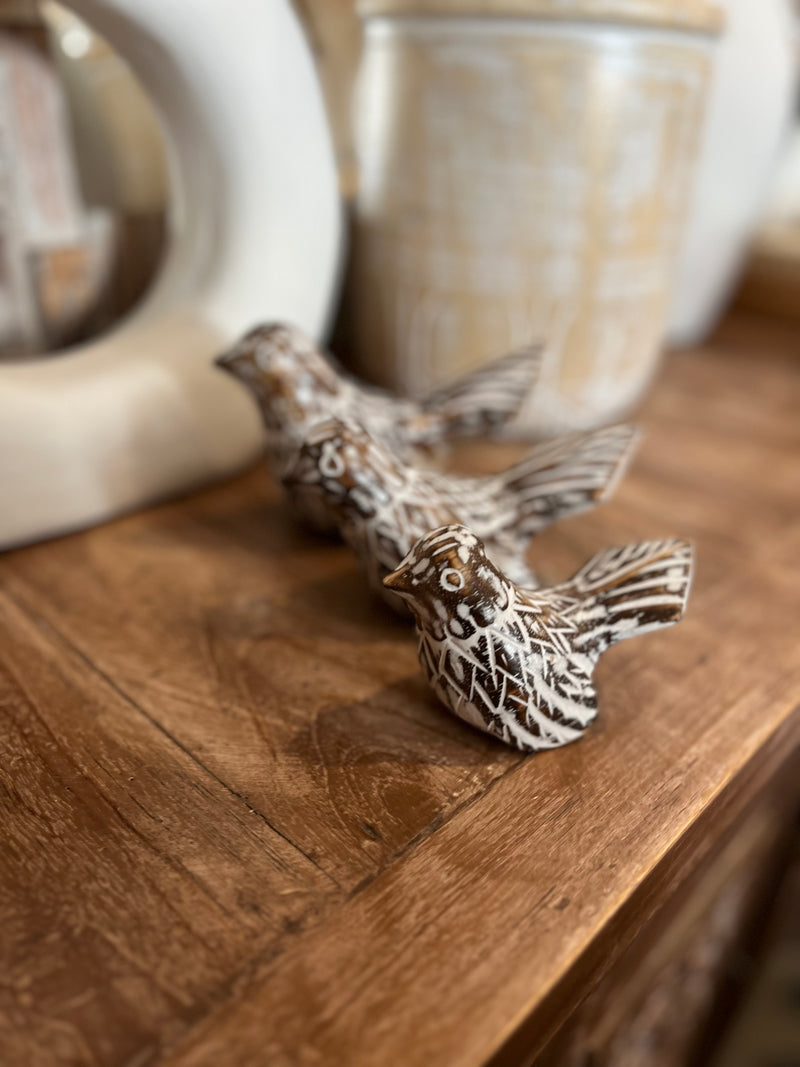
left=528, top=774, right=797, bottom=1067
left=0, top=586, right=342, bottom=1066
left=157, top=584, right=800, bottom=1066
left=151, top=323, right=800, bottom=1066
left=1, top=313, right=799, bottom=1066
left=2, top=475, right=519, bottom=895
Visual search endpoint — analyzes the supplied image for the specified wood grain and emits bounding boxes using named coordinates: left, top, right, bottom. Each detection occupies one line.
left=2, top=490, right=519, bottom=893
left=534, top=799, right=794, bottom=1067
left=1, top=312, right=799, bottom=1066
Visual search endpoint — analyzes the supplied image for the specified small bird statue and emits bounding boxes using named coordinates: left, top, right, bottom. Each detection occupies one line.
left=282, top=417, right=639, bottom=606
left=215, top=320, right=542, bottom=479
left=383, top=525, right=693, bottom=752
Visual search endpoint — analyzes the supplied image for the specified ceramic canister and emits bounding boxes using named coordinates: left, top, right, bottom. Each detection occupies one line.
left=668, top=0, right=799, bottom=347
left=345, top=0, right=722, bottom=435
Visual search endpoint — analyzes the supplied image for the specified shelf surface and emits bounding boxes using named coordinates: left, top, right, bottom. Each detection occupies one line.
left=1, top=313, right=799, bottom=1067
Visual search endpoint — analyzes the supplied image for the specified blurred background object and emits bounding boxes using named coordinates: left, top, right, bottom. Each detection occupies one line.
left=6, top=1, right=799, bottom=411
left=294, top=0, right=363, bottom=198
left=668, top=0, right=800, bottom=347
left=0, top=0, right=342, bottom=550
left=2, top=0, right=799, bottom=545
left=734, top=49, right=800, bottom=321
left=0, top=1, right=172, bottom=359
left=337, top=0, right=723, bottom=437
left=45, top=1, right=169, bottom=332
left=45, top=3, right=168, bottom=217
left=0, top=0, right=111, bottom=356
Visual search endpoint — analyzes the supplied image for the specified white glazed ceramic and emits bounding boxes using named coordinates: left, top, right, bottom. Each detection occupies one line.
left=668, top=0, right=799, bottom=346
left=0, top=0, right=342, bottom=549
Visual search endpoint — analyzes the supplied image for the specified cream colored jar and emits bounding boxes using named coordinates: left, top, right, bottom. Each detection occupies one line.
left=346, top=0, right=721, bottom=434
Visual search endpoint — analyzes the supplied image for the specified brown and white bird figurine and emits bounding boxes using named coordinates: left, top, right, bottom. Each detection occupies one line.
left=283, top=417, right=639, bottom=606
left=215, top=320, right=542, bottom=488
left=383, top=525, right=694, bottom=752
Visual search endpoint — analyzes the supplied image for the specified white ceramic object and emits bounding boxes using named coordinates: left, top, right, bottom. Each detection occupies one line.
left=762, top=125, right=800, bottom=225
left=0, top=0, right=342, bottom=549
left=347, top=2, right=720, bottom=436
left=668, top=0, right=799, bottom=346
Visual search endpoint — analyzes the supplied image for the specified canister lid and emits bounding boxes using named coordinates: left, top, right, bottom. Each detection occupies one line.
left=357, top=0, right=723, bottom=34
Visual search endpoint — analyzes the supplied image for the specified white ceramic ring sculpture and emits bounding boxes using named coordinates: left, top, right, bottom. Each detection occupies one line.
left=0, top=0, right=342, bottom=549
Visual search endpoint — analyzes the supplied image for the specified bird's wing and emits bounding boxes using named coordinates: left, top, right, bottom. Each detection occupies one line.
left=504, top=599, right=599, bottom=746
left=352, top=383, right=438, bottom=455
left=476, top=424, right=640, bottom=542
left=538, top=539, right=694, bottom=658
left=413, top=466, right=495, bottom=519
left=393, top=467, right=482, bottom=529
left=417, top=344, right=543, bottom=439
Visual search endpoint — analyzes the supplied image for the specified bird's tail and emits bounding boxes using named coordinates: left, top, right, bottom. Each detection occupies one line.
left=419, top=345, right=542, bottom=436
left=555, top=540, right=694, bottom=658
left=490, top=424, right=639, bottom=539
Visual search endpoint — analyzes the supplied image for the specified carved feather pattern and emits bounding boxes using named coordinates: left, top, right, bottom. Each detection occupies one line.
left=384, top=525, right=693, bottom=753
left=283, top=419, right=638, bottom=607
left=418, top=344, right=544, bottom=436
left=216, top=323, right=542, bottom=484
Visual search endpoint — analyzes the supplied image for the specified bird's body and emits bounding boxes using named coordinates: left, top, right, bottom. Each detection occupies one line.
left=384, top=525, right=693, bottom=752
left=283, top=418, right=639, bottom=607
left=216, top=323, right=541, bottom=531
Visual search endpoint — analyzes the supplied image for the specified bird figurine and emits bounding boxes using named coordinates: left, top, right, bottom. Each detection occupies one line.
left=382, top=524, right=693, bottom=752
left=282, top=417, right=639, bottom=607
left=215, top=322, right=542, bottom=531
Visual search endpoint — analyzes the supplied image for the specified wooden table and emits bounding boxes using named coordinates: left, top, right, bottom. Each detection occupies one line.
left=2, top=314, right=799, bottom=1067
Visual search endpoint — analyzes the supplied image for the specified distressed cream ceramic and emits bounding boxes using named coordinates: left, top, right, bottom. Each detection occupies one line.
left=346, top=1, right=720, bottom=434
left=668, top=0, right=799, bottom=346
left=358, top=0, right=722, bottom=31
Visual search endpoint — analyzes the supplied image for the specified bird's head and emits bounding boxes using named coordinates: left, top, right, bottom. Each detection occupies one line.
left=282, top=418, right=406, bottom=521
left=383, top=524, right=512, bottom=633
left=215, top=322, right=340, bottom=432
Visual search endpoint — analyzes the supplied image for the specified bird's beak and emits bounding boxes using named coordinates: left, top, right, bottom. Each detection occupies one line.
left=215, top=349, right=237, bottom=372
left=383, top=562, right=413, bottom=594
left=216, top=323, right=276, bottom=376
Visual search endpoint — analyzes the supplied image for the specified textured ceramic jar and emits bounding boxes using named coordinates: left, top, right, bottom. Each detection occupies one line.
left=668, top=0, right=799, bottom=346
left=347, top=0, right=721, bottom=434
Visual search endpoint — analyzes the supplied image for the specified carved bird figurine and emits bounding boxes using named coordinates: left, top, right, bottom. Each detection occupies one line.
left=282, top=417, right=639, bottom=606
left=383, top=525, right=694, bottom=752
left=215, top=321, right=542, bottom=480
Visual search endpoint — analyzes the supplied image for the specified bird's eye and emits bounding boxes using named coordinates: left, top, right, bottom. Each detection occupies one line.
left=319, top=440, right=345, bottom=478
left=440, top=568, right=464, bottom=591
